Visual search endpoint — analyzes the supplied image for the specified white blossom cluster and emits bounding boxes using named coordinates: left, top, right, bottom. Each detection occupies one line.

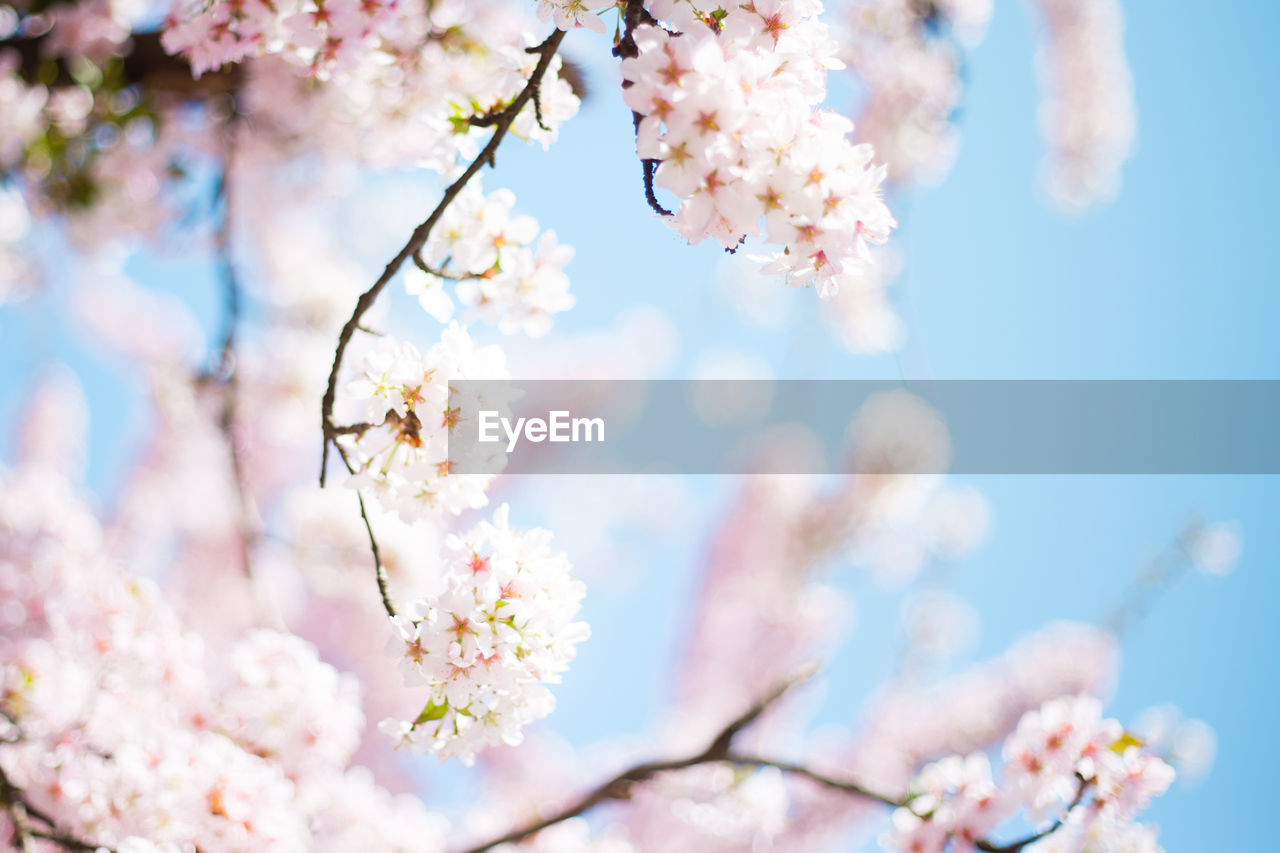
left=339, top=324, right=511, bottom=520
left=163, top=0, right=461, bottom=80
left=380, top=505, right=589, bottom=765
left=535, top=0, right=608, bottom=33
left=621, top=0, right=896, bottom=298
left=0, top=467, right=449, bottom=851
left=407, top=182, right=576, bottom=336
left=164, top=0, right=579, bottom=168
left=884, top=696, right=1175, bottom=853
left=214, top=629, right=366, bottom=778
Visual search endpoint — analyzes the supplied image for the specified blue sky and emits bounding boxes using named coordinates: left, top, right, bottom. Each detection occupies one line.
left=1, top=0, right=1277, bottom=849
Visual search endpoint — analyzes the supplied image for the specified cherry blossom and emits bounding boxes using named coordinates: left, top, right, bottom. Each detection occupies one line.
left=0, top=4, right=1220, bottom=852
left=884, top=696, right=1174, bottom=853
left=410, top=182, right=576, bottom=336
left=339, top=324, right=512, bottom=520
left=537, top=1, right=608, bottom=34
left=621, top=1, right=897, bottom=298
left=884, top=754, right=1012, bottom=853
left=380, top=505, right=589, bottom=765
left=165, top=0, right=580, bottom=173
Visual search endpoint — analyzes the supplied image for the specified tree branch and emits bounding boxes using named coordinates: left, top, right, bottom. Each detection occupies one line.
left=452, top=661, right=1091, bottom=853
left=319, top=27, right=569, bottom=485
left=449, top=663, right=891, bottom=853
left=0, top=30, right=239, bottom=98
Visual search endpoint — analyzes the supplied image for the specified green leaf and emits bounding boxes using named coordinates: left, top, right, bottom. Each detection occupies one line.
left=413, top=700, right=449, bottom=726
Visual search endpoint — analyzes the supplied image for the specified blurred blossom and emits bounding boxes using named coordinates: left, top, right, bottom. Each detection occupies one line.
left=848, top=390, right=951, bottom=475
left=14, top=365, right=89, bottom=482
left=924, top=486, right=992, bottom=560
left=842, top=0, right=993, bottom=187
left=511, top=476, right=695, bottom=588
left=690, top=347, right=776, bottom=426
left=821, top=245, right=905, bottom=354
left=503, top=307, right=681, bottom=379
left=1183, top=520, right=1243, bottom=576
left=716, top=254, right=795, bottom=332
left=1134, top=705, right=1218, bottom=787
left=0, top=184, right=35, bottom=302
left=1031, top=0, right=1137, bottom=210
left=900, top=588, right=981, bottom=668
left=666, top=765, right=790, bottom=847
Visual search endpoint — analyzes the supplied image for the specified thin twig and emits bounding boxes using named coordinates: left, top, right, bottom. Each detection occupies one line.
left=333, top=443, right=397, bottom=619
left=356, top=489, right=395, bottom=619
left=320, top=27, right=569, bottom=485
left=410, top=250, right=484, bottom=281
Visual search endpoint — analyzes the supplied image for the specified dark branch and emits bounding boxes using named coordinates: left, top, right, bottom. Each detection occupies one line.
left=614, top=0, right=673, bottom=217
left=333, top=443, right=397, bottom=620
left=642, top=158, right=673, bottom=216
left=319, top=27, right=569, bottom=485
left=0, top=30, right=239, bottom=98
left=452, top=660, right=1091, bottom=853
left=449, top=663, right=881, bottom=853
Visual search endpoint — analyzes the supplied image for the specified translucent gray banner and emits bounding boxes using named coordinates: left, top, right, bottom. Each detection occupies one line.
left=446, top=381, right=1280, bottom=475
